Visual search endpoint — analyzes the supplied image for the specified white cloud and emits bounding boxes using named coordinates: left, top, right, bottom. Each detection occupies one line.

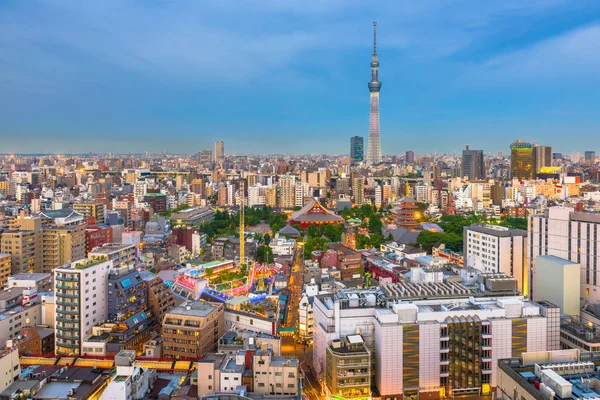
left=464, top=24, right=600, bottom=85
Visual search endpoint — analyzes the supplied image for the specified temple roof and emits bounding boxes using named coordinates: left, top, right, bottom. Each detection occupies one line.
left=290, top=199, right=344, bottom=224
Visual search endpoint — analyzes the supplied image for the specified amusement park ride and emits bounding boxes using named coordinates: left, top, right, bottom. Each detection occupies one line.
left=170, top=185, right=279, bottom=303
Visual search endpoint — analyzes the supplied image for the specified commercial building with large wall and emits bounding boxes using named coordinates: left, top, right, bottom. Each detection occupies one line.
left=170, top=206, right=215, bottom=226
left=313, top=283, right=560, bottom=399
left=464, top=223, right=528, bottom=295
left=533, top=255, right=580, bottom=316
left=529, top=207, right=600, bottom=304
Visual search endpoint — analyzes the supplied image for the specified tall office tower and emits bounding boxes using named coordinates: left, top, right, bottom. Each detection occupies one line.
left=461, top=145, right=485, bottom=180
left=54, top=258, right=112, bottom=356
left=366, top=22, right=382, bottom=164
left=278, top=174, right=296, bottom=209
left=510, top=140, right=534, bottom=180
left=585, top=151, right=596, bottom=163
left=405, top=150, right=415, bottom=163
left=214, top=141, right=225, bottom=165
left=529, top=207, right=600, bottom=304
left=350, top=136, right=364, bottom=164
left=198, top=149, right=212, bottom=166
left=533, top=145, right=552, bottom=175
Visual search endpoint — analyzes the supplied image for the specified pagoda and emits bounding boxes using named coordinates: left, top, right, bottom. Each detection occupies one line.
left=390, top=197, right=420, bottom=230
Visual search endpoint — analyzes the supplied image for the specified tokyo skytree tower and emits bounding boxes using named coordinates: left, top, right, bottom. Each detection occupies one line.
left=367, top=22, right=382, bottom=164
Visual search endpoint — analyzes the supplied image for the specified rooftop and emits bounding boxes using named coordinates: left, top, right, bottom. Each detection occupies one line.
left=9, top=272, right=52, bottom=281
left=466, top=223, right=527, bottom=237
left=89, top=243, right=135, bottom=254
left=167, top=301, right=221, bottom=318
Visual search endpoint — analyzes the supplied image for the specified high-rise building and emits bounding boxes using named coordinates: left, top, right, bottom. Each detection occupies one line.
left=350, top=136, right=364, bottom=164
left=405, top=150, right=415, bottom=163
left=352, top=177, right=365, bottom=206
left=54, top=258, right=112, bottom=356
left=73, top=202, right=107, bottom=225
left=461, top=145, right=485, bottom=180
left=278, top=175, right=296, bottom=209
left=510, top=140, right=534, bottom=180
left=1, top=213, right=43, bottom=274
left=0, top=254, right=11, bottom=288
left=198, top=149, right=212, bottom=166
left=366, top=22, right=382, bottom=164
left=214, top=141, right=224, bottom=165
left=1, top=230, right=42, bottom=274
left=529, top=207, right=600, bottom=304
left=585, top=151, right=596, bottom=162
left=42, top=225, right=86, bottom=273
left=463, top=223, right=528, bottom=295
left=533, top=144, right=552, bottom=174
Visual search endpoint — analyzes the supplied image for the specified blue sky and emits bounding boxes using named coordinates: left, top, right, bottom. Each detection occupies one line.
left=0, top=0, right=599, bottom=155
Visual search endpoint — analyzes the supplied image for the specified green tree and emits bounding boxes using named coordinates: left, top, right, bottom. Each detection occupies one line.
left=263, top=233, right=271, bottom=245
left=257, top=245, right=274, bottom=264
left=307, top=224, right=321, bottom=239
left=324, top=224, right=343, bottom=242
left=368, top=216, right=383, bottom=234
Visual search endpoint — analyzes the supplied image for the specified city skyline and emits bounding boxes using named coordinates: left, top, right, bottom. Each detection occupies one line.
left=0, top=1, right=599, bottom=154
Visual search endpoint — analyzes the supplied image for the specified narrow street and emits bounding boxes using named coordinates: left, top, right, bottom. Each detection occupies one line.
left=281, top=244, right=322, bottom=399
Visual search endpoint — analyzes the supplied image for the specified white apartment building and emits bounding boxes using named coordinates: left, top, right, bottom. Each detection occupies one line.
left=375, top=185, right=383, bottom=207
left=54, top=258, right=112, bottom=356
left=415, top=185, right=430, bottom=203
left=248, top=184, right=269, bottom=207
left=0, top=346, right=20, bottom=391
left=253, top=346, right=299, bottom=396
left=269, top=235, right=296, bottom=256
left=227, top=184, right=235, bottom=206
left=529, top=207, right=600, bottom=304
left=278, top=175, right=296, bottom=209
left=463, top=223, right=528, bottom=294
left=313, top=285, right=560, bottom=399
left=295, top=182, right=309, bottom=208
left=219, top=355, right=244, bottom=393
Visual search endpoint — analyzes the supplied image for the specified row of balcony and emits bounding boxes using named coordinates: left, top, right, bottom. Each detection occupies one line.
left=56, top=324, right=79, bottom=331
left=337, top=361, right=369, bottom=368
left=56, top=308, right=79, bottom=315
left=56, top=275, right=79, bottom=282
left=56, top=300, right=79, bottom=307
left=56, top=284, right=79, bottom=290
left=56, top=333, right=80, bottom=340
left=56, top=292, right=79, bottom=298
left=56, top=341, right=79, bottom=349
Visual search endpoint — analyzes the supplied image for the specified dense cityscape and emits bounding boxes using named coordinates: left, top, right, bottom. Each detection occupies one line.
left=1, top=3, right=600, bottom=400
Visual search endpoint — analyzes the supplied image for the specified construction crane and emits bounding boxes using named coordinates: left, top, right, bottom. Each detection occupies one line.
left=239, top=180, right=245, bottom=266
